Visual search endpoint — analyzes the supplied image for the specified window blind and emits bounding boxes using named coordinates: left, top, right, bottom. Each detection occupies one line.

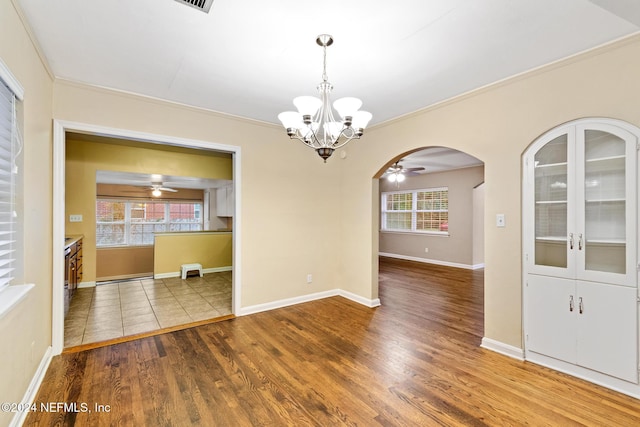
left=0, top=81, right=16, bottom=291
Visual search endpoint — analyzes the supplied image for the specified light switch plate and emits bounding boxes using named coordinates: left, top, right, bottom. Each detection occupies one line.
left=69, top=214, right=83, bottom=222
left=496, top=213, right=505, bottom=227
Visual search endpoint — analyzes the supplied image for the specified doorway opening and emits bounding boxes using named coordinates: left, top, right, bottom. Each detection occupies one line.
left=375, top=146, right=485, bottom=314
left=52, top=120, right=242, bottom=354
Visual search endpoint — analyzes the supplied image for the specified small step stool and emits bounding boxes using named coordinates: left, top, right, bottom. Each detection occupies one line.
left=181, top=263, right=203, bottom=279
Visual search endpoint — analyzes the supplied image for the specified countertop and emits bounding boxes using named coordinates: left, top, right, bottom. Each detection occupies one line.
left=64, top=235, right=83, bottom=249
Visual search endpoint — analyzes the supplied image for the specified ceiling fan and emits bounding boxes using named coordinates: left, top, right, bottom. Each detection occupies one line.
left=385, top=161, right=425, bottom=183
left=150, top=182, right=178, bottom=197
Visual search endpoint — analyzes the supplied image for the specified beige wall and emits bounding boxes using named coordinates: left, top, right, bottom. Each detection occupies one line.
left=0, top=0, right=54, bottom=424
left=379, top=165, right=484, bottom=266
left=66, top=137, right=232, bottom=283
left=54, top=80, right=344, bottom=308
left=341, top=34, right=640, bottom=348
left=154, top=232, right=232, bottom=275
left=4, top=0, right=640, bottom=415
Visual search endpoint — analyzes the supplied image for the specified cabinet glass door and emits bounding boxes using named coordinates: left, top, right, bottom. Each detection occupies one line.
left=582, top=130, right=626, bottom=275
left=534, top=134, right=569, bottom=269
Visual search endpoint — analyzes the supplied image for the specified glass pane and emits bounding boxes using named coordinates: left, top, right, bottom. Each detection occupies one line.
left=584, top=130, right=626, bottom=274
left=386, top=193, right=412, bottom=211
left=416, top=212, right=448, bottom=232
left=534, top=134, right=568, bottom=268
left=385, top=212, right=411, bottom=230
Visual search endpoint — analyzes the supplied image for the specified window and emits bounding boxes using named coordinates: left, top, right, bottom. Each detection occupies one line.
left=96, top=200, right=203, bottom=247
left=381, top=187, right=448, bottom=234
left=0, top=77, right=22, bottom=292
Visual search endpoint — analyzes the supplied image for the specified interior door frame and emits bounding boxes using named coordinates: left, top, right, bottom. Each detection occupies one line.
left=52, top=120, right=242, bottom=355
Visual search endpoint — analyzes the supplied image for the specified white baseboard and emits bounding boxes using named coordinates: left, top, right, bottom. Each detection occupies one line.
left=239, top=289, right=380, bottom=316
left=481, top=337, right=525, bottom=360
left=77, top=281, right=96, bottom=288
left=379, top=252, right=481, bottom=270
left=154, top=266, right=232, bottom=279
left=10, top=346, right=53, bottom=427
left=338, top=289, right=381, bottom=308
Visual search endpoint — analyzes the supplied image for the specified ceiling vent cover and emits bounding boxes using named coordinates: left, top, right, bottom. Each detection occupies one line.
left=175, top=0, right=213, bottom=13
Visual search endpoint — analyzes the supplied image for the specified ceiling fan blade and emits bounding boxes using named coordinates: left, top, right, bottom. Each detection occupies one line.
left=404, top=167, right=425, bottom=172
left=159, top=187, right=178, bottom=192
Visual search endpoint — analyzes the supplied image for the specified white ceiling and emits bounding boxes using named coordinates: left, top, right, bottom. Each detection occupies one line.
left=16, top=0, right=640, bottom=126
left=15, top=0, right=640, bottom=171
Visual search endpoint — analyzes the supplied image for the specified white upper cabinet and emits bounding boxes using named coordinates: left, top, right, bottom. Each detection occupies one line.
left=524, top=120, right=637, bottom=286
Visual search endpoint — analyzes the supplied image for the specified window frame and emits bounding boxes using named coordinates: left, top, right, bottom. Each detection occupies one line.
left=381, top=187, right=449, bottom=235
left=96, top=199, right=204, bottom=247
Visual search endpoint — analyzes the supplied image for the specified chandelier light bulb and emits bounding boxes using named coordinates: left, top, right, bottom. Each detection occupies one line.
left=278, top=111, right=303, bottom=130
left=352, top=111, right=373, bottom=130
left=152, top=188, right=162, bottom=197
left=293, top=96, right=322, bottom=117
left=333, top=97, right=363, bottom=119
left=388, top=174, right=397, bottom=182
left=396, top=173, right=406, bottom=183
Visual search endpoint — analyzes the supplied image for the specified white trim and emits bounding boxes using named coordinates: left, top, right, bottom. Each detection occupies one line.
left=338, top=289, right=381, bottom=308
left=154, top=266, right=232, bottom=280
left=379, top=252, right=481, bottom=270
left=52, top=120, right=242, bottom=355
left=77, top=281, right=97, bottom=288
left=239, top=289, right=380, bottom=316
left=0, top=57, right=24, bottom=100
left=9, top=346, right=53, bottom=427
left=521, top=117, right=640, bottom=396
left=0, top=284, right=34, bottom=320
left=526, top=351, right=640, bottom=399
left=480, top=337, right=525, bottom=360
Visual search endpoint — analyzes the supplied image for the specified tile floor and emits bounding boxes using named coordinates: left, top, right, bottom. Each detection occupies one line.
left=64, top=271, right=232, bottom=347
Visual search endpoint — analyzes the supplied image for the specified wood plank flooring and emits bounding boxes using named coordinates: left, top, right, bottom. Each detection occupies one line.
left=25, top=257, right=640, bottom=426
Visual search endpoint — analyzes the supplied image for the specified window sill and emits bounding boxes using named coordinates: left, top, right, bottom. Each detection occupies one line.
left=380, top=230, right=450, bottom=237
left=0, top=284, right=35, bottom=321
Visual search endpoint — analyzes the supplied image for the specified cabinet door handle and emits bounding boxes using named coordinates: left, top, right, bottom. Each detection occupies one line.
left=569, top=233, right=574, bottom=250
left=579, top=297, right=584, bottom=314
left=569, top=295, right=574, bottom=312
left=578, top=233, right=583, bottom=250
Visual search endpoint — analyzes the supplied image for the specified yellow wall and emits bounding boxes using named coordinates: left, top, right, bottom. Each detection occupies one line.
left=0, top=0, right=54, bottom=424
left=154, top=232, right=232, bottom=275
left=96, top=246, right=154, bottom=281
left=65, top=137, right=232, bottom=283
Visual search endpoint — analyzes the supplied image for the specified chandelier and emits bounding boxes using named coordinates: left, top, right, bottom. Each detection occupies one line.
left=278, top=34, right=372, bottom=162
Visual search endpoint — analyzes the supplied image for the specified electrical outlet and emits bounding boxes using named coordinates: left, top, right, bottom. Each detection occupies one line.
left=306, top=274, right=312, bottom=284
left=425, top=248, right=429, bottom=253
left=69, top=214, right=83, bottom=222
left=496, top=214, right=505, bottom=227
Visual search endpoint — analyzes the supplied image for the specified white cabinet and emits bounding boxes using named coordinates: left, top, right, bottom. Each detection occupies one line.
left=216, top=184, right=234, bottom=217
left=526, top=122, right=636, bottom=285
left=526, top=275, right=637, bottom=382
left=523, top=119, right=638, bottom=386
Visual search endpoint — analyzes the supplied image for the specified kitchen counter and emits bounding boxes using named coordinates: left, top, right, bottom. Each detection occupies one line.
left=64, top=234, right=84, bottom=249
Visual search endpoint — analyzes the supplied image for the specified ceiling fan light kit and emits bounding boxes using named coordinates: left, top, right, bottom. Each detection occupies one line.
left=278, top=34, right=372, bottom=162
left=150, top=181, right=178, bottom=197
left=386, top=161, right=425, bottom=184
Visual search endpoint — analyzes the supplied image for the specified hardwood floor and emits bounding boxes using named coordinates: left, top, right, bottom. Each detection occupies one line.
left=26, top=257, right=640, bottom=426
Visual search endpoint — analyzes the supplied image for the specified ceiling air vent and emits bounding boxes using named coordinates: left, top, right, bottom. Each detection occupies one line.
left=175, top=0, right=214, bottom=13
